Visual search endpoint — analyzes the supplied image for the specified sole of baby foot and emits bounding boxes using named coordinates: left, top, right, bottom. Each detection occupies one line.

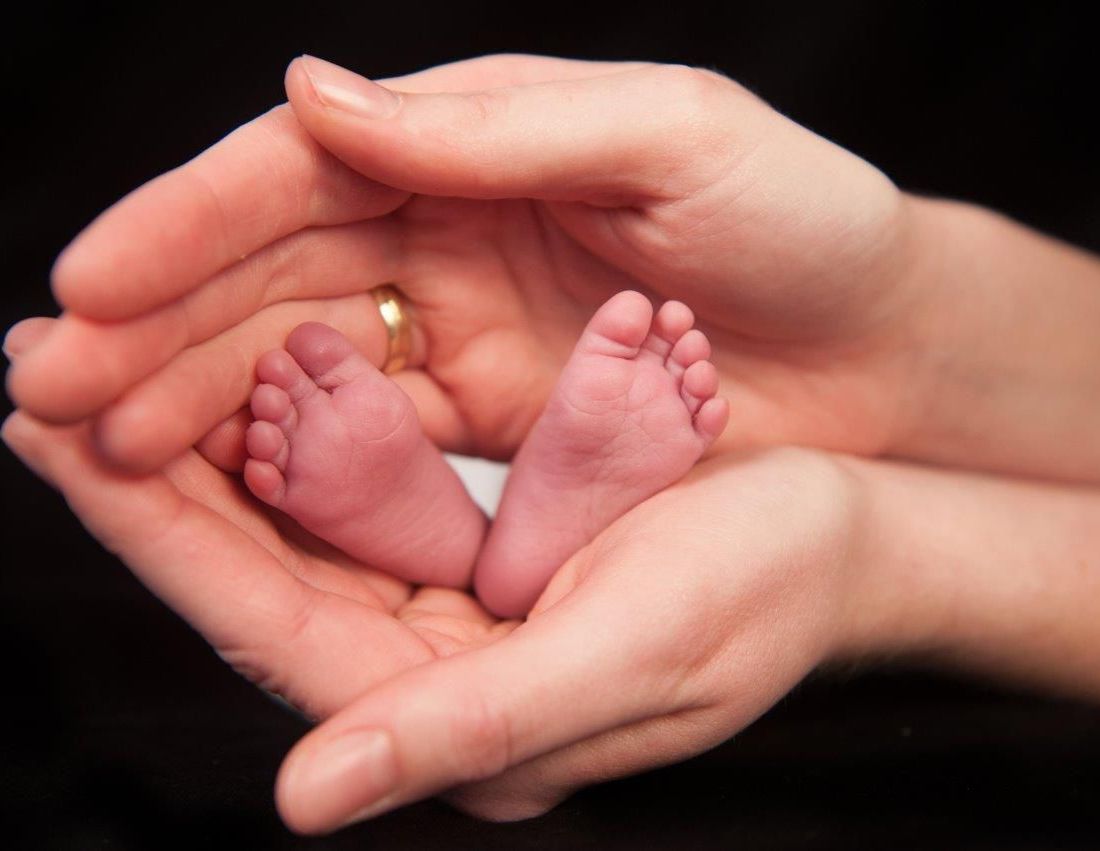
left=474, top=291, right=729, bottom=618
left=244, top=322, right=485, bottom=588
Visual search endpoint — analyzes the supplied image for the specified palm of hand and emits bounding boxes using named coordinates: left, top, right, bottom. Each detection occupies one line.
left=390, top=175, right=918, bottom=461
left=145, top=439, right=518, bottom=723
left=12, top=57, right=924, bottom=467
left=3, top=408, right=856, bottom=824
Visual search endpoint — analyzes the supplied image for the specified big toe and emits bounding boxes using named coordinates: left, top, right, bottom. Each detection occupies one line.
left=285, top=322, right=373, bottom=390
left=578, top=291, right=654, bottom=356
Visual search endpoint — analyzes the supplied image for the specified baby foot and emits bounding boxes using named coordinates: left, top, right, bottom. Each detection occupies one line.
left=474, top=291, right=729, bottom=617
left=244, top=322, right=485, bottom=587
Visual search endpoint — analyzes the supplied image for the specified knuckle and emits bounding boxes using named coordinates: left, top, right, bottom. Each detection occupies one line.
left=462, top=88, right=508, bottom=123
left=443, top=89, right=512, bottom=181
left=647, top=63, right=727, bottom=112
left=449, top=689, right=514, bottom=783
left=630, top=64, right=755, bottom=191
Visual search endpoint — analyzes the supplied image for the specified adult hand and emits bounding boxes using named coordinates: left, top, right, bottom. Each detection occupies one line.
left=3, top=401, right=860, bottom=830
left=8, top=54, right=927, bottom=474
left=8, top=397, right=1100, bottom=832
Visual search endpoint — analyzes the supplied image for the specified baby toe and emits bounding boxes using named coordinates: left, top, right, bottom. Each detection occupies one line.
left=246, top=419, right=290, bottom=470
left=643, top=300, right=695, bottom=358
left=243, top=459, right=287, bottom=507
left=666, top=329, right=712, bottom=379
left=250, top=383, right=295, bottom=431
left=694, top=397, right=730, bottom=443
left=680, top=360, right=719, bottom=414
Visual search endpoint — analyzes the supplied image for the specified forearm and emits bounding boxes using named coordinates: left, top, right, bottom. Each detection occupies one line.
left=896, top=196, right=1100, bottom=481
left=839, top=455, right=1100, bottom=699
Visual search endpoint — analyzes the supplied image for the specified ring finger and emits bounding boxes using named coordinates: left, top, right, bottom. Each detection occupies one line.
left=11, top=219, right=405, bottom=424
left=90, top=291, right=424, bottom=472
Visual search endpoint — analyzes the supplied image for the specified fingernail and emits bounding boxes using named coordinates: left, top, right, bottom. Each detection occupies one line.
left=286, top=728, right=399, bottom=829
left=299, top=56, right=400, bottom=119
left=3, top=318, right=55, bottom=361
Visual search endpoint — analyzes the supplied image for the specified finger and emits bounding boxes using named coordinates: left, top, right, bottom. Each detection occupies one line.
left=11, top=219, right=404, bottom=423
left=1, top=411, right=431, bottom=718
left=274, top=582, right=674, bottom=833
left=398, top=587, right=500, bottom=628
left=90, top=292, right=390, bottom=472
left=52, top=105, right=409, bottom=321
left=3, top=317, right=57, bottom=359
left=1, top=409, right=307, bottom=643
left=285, top=57, right=744, bottom=202
left=397, top=587, right=517, bottom=660
left=195, top=407, right=252, bottom=472
left=87, top=291, right=466, bottom=471
left=381, top=53, right=652, bottom=92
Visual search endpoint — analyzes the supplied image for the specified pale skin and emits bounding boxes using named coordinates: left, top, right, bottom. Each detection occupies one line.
left=7, top=57, right=1100, bottom=481
left=240, top=293, right=727, bottom=614
left=4, top=413, right=1100, bottom=833
left=5, top=53, right=1100, bottom=833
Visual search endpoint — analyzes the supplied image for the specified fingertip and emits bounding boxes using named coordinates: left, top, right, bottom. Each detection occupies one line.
left=51, top=237, right=123, bottom=320
left=51, top=235, right=143, bottom=323
left=49, top=244, right=81, bottom=312
left=4, top=317, right=57, bottom=360
left=196, top=409, right=250, bottom=472
left=1, top=410, right=72, bottom=488
left=6, top=346, right=104, bottom=425
left=1, top=409, right=32, bottom=451
left=274, top=757, right=311, bottom=835
left=92, top=402, right=169, bottom=473
left=284, top=55, right=317, bottom=111
left=6, top=358, right=72, bottom=425
left=275, top=726, right=399, bottom=835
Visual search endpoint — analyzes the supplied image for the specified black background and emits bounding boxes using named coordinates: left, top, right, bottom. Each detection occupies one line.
left=3, top=2, right=1098, bottom=848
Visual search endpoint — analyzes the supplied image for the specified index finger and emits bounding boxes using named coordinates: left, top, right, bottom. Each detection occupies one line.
left=381, top=53, right=652, bottom=92
left=54, top=55, right=649, bottom=323
left=52, top=105, right=408, bottom=321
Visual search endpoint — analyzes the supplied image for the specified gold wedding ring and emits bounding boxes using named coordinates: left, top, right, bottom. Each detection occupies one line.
left=372, top=285, right=412, bottom=374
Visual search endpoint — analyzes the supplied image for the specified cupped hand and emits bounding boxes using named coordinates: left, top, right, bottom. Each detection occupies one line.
left=8, top=54, right=928, bottom=472
left=3, top=403, right=862, bottom=831
left=1, top=408, right=521, bottom=719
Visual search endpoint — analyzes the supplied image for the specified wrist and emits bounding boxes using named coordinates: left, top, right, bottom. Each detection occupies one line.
left=884, top=196, right=1100, bottom=480
left=826, top=453, right=953, bottom=663
left=879, top=196, right=990, bottom=462
left=825, top=455, right=1100, bottom=698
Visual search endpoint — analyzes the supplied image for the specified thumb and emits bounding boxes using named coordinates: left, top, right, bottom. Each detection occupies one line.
left=274, top=587, right=668, bottom=834
left=284, top=55, right=758, bottom=202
